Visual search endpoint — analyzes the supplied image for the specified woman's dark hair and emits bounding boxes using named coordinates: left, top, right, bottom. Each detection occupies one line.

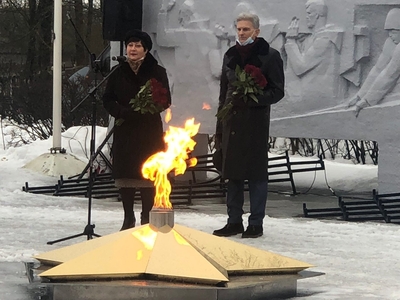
left=124, top=30, right=153, bottom=51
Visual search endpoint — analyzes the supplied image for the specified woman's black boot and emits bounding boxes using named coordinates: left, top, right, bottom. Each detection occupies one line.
left=119, top=188, right=136, bottom=230
left=140, top=188, right=155, bottom=225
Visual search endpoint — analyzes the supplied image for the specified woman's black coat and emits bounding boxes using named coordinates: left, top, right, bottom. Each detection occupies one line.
left=103, top=53, right=171, bottom=179
left=216, top=38, right=284, bottom=180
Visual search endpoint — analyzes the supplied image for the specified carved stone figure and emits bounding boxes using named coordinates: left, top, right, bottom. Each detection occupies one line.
left=347, top=8, right=400, bottom=117
left=155, top=0, right=219, bottom=132
left=284, top=0, right=344, bottom=113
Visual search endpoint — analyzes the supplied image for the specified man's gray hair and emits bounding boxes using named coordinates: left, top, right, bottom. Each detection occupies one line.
left=305, top=0, right=328, bottom=17
left=235, top=12, right=260, bottom=29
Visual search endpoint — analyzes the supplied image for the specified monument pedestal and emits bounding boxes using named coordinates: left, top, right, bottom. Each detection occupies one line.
left=25, top=261, right=322, bottom=300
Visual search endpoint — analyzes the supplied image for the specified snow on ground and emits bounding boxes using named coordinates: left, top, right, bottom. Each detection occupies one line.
left=1, top=125, right=399, bottom=300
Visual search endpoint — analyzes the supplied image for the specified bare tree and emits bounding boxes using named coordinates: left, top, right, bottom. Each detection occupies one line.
left=73, top=0, right=86, bottom=66
left=37, top=0, right=53, bottom=70
left=85, top=0, right=94, bottom=50
left=0, top=0, right=109, bottom=142
left=26, top=0, right=37, bottom=76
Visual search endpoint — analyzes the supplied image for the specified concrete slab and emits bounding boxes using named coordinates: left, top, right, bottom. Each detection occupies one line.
left=23, top=153, right=87, bottom=178
left=47, top=276, right=297, bottom=300
left=0, top=262, right=323, bottom=300
left=24, top=261, right=322, bottom=300
left=0, top=262, right=49, bottom=300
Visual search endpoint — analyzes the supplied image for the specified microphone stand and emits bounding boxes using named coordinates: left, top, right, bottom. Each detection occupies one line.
left=47, top=64, right=121, bottom=245
left=47, top=13, right=116, bottom=245
left=66, top=12, right=95, bottom=69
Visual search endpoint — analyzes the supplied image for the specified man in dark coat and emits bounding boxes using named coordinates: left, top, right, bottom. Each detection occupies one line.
left=213, top=13, right=284, bottom=238
left=103, top=30, right=171, bottom=230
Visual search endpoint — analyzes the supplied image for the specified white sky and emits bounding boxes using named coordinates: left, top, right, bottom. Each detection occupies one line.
left=0, top=125, right=399, bottom=299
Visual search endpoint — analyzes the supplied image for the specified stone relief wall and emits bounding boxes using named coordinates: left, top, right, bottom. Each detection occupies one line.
left=131, top=0, right=400, bottom=192
left=139, top=0, right=400, bottom=134
left=347, top=6, right=400, bottom=116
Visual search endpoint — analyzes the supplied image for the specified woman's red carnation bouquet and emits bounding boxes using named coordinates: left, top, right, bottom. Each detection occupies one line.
left=216, top=64, right=268, bottom=121
left=116, top=78, right=168, bottom=126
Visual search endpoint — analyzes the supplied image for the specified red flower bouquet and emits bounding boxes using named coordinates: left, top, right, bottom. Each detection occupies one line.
left=216, top=64, right=268, bottom=121
left=116, top=78, right=168, bottom=126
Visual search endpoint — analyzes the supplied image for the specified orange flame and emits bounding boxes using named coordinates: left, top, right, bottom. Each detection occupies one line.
left=202, top=102, right=211, bottom=110
left=142, top=118, right=200, bottom=209
left=165, top=108, right=172, bottom=123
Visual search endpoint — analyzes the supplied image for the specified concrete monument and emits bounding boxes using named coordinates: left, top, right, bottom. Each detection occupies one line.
left=134, top=0, right=400, bottom=193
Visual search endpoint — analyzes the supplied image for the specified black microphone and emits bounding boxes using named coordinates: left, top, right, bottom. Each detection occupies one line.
left=112, top=56, right=127, bottom=63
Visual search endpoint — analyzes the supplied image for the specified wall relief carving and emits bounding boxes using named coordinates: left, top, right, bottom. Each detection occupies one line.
left=137, top=0, right=400, bottom=192
left=347, top=7, right=400, bottom=117
left=142, top=0, right=400, bottom=130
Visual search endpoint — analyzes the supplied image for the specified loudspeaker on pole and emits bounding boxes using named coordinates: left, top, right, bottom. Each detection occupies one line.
left=103, top=0, right=143, bottom=41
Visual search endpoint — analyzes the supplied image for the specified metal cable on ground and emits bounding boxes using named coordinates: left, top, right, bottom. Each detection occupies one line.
left=323, top=163, right=337, bottom=197
left=62, top=126, right=89, bottom=158
left=295, top=160, right=337, bottom=197
left=297, top=163, right=318, bottom=195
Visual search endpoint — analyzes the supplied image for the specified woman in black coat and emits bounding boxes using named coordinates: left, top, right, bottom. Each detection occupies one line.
left=103, top=30, right=171, bottom=230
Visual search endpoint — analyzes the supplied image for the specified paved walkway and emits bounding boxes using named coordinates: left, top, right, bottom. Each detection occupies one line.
left=1, top=262, right=37, bottom=300
left=173, top=186, right=342, bottom=219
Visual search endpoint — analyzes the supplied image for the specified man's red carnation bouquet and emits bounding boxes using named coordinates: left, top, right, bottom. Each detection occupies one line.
left=216, top=64, right=267, bottom=121
left=116, top=78, right=168, bottom=126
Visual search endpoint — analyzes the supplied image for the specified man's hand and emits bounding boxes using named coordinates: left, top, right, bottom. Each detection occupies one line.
left=286, top=17, right=299, bottom=39
left=160, top=0, right=175, bottom=12
left=231, top=94, right=246, bottom=107
left=214, top=23, right=228, bottom=40
left=347, top=94, right=360, bottom=108
left=354, top=99, right=369, bottom=117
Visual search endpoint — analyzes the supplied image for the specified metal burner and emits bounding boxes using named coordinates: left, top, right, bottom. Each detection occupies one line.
left=149, top=209, right=174, bottom=228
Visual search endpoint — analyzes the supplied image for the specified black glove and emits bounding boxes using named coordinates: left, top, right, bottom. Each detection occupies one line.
left=231, top=95, right=246, bottom=107
left=119, top=107, right=136, bottom=120
left=214, top=134, right=222, bottom=150
left=212, top=148, right=223, bottom=172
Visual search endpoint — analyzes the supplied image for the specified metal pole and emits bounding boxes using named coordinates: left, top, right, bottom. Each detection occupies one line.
left=52, top=0, right=62, bottom=152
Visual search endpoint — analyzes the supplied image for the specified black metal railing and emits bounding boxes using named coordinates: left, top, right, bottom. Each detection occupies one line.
left=23, top=150, right=325, bottom=203
left=303, top=189, right=400, bottom=224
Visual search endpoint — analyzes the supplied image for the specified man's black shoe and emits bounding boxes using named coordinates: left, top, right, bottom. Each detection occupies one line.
left=242, top=225, right=263, bottom=238
left=213, top=223, right=244, bottom=237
